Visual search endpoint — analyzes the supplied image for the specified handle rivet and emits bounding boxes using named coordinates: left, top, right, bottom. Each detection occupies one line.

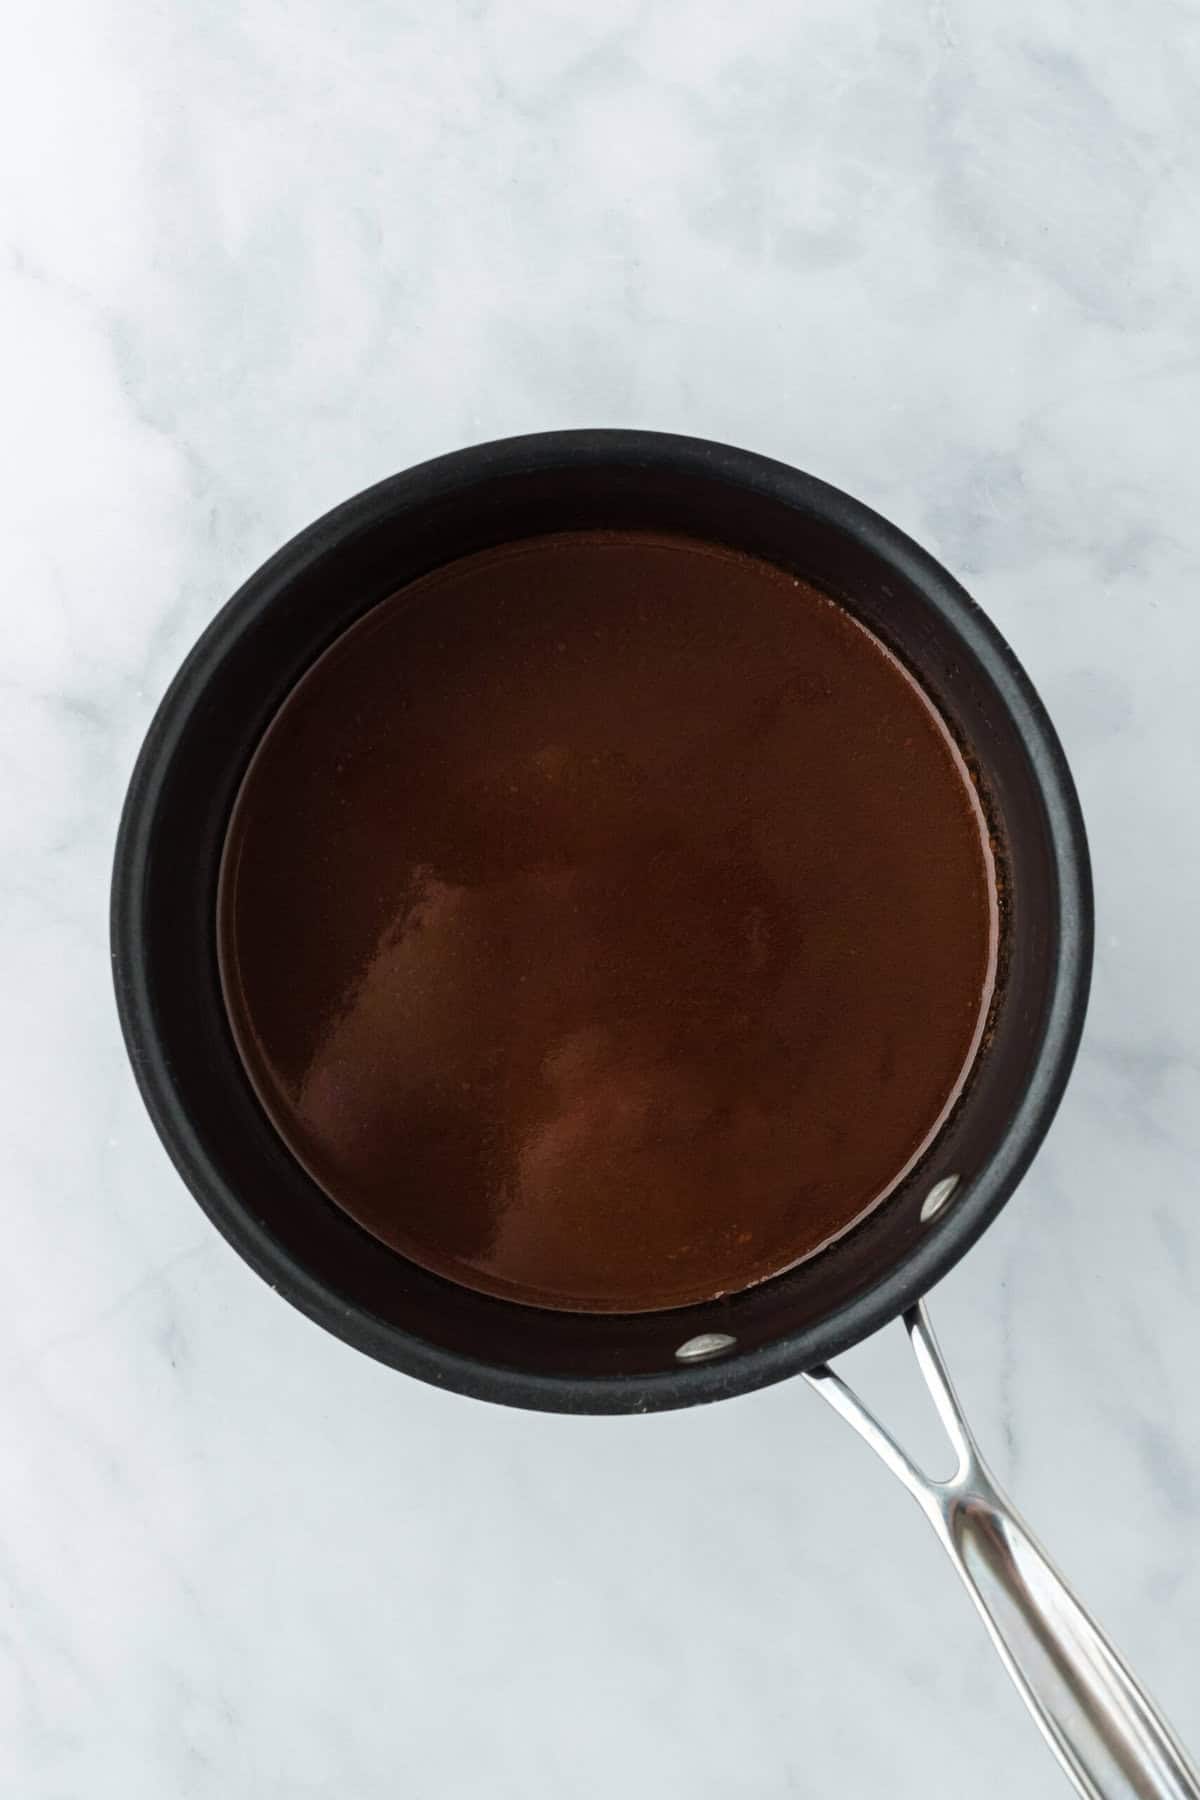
left=921, top=1175, right=960, bottom=1222
left=675, top=1332, right=737, bottom=1363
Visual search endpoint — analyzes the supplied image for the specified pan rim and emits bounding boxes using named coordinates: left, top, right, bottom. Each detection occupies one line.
left=111, top=429, right=1093, bottom=1413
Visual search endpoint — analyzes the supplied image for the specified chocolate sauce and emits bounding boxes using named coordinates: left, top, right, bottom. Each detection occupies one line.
left=218, top=532, right=998, bottom=1313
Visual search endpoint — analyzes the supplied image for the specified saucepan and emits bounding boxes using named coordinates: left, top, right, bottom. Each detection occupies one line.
left=111, top=431, right=1198, bottom=1798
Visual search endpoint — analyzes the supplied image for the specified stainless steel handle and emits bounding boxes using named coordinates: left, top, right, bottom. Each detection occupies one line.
left=806, top=1305, right=1200, bottom=1799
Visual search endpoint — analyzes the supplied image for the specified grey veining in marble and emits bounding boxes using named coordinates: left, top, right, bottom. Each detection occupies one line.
left=3, top=1, right=1199, bottom=1794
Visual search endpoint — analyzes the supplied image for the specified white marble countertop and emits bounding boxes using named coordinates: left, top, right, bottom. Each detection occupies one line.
left=5, top=2, right=1200, bottom=1794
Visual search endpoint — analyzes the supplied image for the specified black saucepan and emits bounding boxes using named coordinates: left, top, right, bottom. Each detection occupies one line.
left=112, top=429, right=1090, bottom=1412
left=113, top=433, right=1200, bottom=1796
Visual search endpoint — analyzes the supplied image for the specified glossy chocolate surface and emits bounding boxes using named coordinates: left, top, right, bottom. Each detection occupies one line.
left=218, top=532, right=997, bottom=1312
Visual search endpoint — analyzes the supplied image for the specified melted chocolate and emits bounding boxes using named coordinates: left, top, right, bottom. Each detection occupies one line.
left=218, top=532, right=997, bottom=1312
